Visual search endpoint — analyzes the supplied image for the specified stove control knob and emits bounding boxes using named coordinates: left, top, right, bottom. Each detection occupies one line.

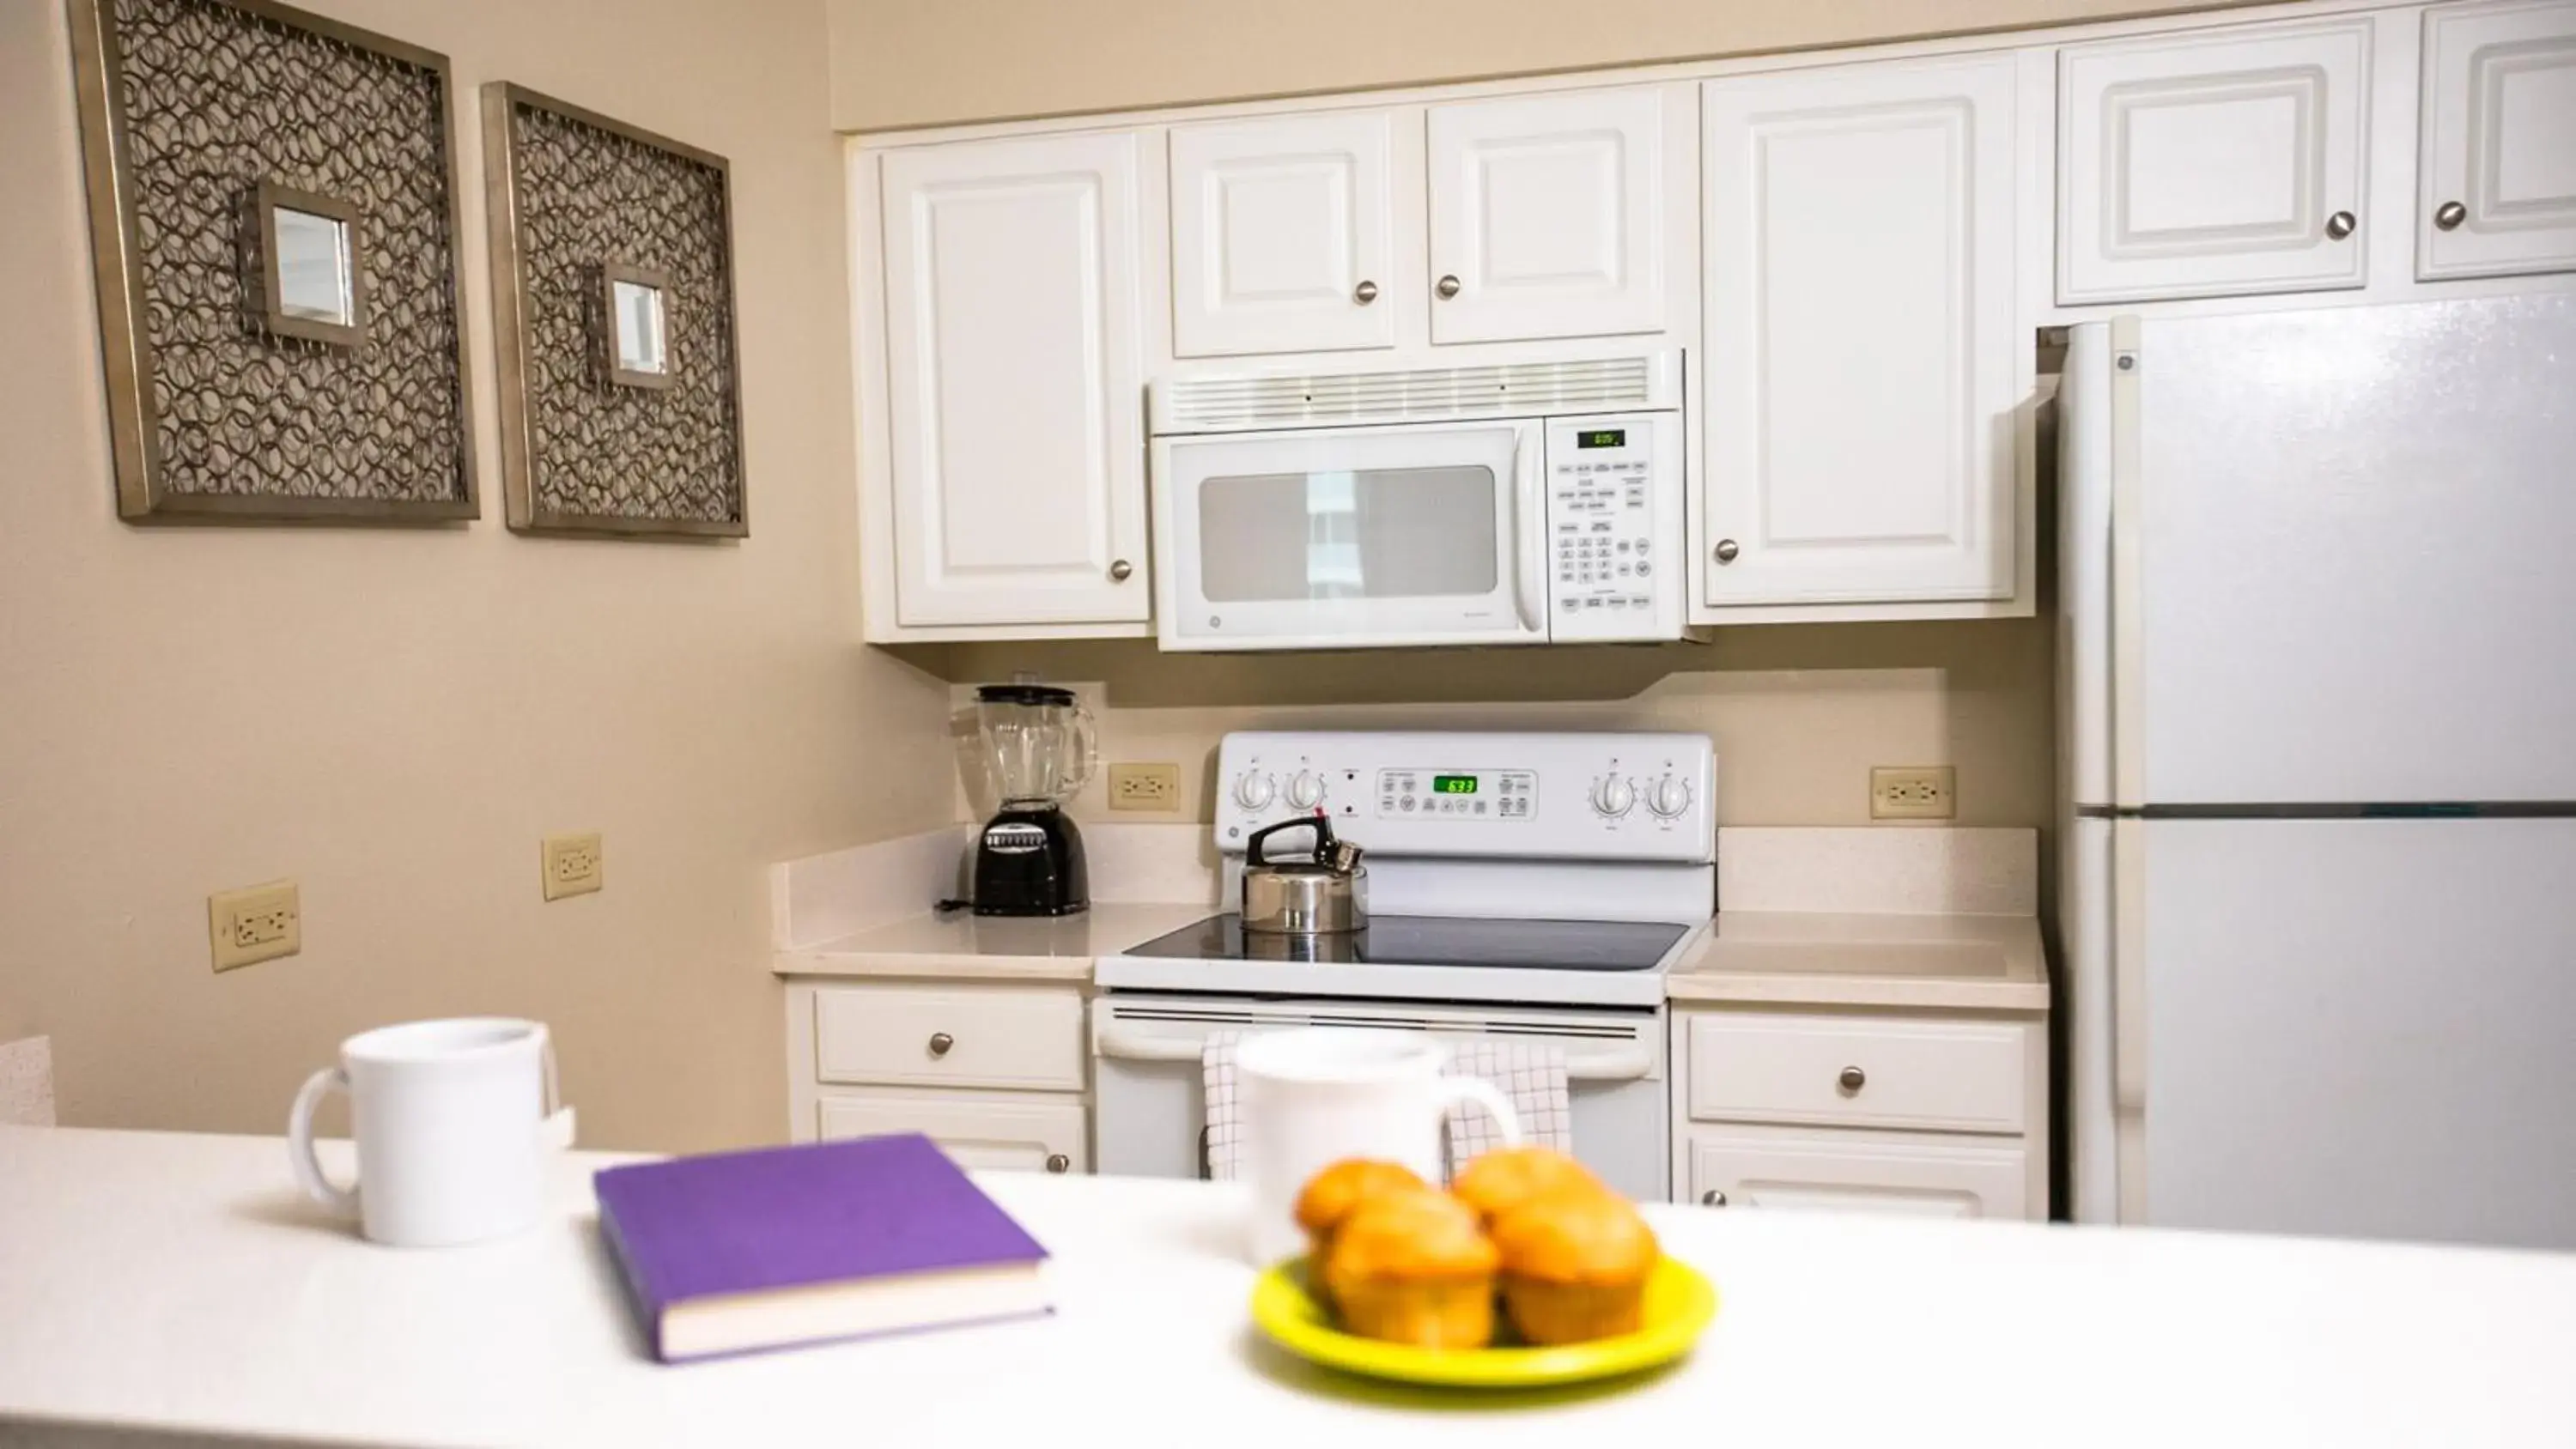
left=1233, top=772, right=1277, bottom=810
left=1646, top=775, right=1692, bottom=820
left=1286, top=771, right=1326, bottom=810
left=1590, top=775, right=1636, bottom=819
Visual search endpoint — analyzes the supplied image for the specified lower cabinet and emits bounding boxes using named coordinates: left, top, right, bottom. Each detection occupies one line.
left=786, top=979, right=1092, bottom=1173
left=1671, top=1004, right=2049, bottom=1220
left=817, top=1090, right=1088, bottom=1174
left=1683, top=1126, right=2028, bottom=1218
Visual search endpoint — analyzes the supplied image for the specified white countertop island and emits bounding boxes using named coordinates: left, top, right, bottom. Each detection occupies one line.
left=6, top=1126, right=2570, bottom=1446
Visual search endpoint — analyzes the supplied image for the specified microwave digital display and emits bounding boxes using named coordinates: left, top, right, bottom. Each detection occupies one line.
left=1576, top=429, right=1626, bottom=449
left=1431, top=775, right=1479, bottom=795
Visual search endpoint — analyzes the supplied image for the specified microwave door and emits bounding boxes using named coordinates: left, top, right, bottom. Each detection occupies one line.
left=1154, top=422, right=1546, bottom=651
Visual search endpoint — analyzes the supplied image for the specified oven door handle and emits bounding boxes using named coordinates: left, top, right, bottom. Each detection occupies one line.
left=1093, top=1026, right=1209, bottom=1064
left=1513, top=426, right=1547, bottom=636
left=1561, top=1042, right=1658, bottom=1084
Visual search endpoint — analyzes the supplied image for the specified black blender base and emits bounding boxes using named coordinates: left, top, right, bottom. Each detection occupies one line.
left=969, top=803, right=1089, bottom=916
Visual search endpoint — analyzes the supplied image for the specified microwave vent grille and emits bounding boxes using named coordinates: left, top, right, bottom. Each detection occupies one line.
left=1161, top=355, right=1658, bottom=431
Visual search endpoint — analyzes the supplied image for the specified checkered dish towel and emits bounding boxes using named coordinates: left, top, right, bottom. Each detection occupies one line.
left=1200, top=1033, right=1574, bottom=1184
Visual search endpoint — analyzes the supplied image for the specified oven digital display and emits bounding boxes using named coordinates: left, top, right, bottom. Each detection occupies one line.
left=1431, top=775, right=1479, bottom=795
left=1576, top=428, right=1626, bottom=449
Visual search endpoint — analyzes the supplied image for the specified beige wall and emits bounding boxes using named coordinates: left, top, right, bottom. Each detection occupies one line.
left=0, top=0, right=954, bottom=1149
left=826, top=0, right=2269, bottom=130
left=925, top=617, right=2057, bottom=832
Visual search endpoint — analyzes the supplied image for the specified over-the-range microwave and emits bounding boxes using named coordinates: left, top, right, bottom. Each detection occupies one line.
left=1146, top=351, right=1694, bottom=652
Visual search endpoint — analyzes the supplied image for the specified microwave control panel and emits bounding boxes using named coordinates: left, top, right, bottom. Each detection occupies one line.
left=1544, top=415, right=1685, bottom=642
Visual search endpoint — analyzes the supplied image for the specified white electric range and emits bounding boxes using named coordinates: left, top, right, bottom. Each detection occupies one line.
left=1091, top=730, right=1715, bottom=1202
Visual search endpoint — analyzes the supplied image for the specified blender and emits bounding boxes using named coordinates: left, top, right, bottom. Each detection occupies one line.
left=955, top=680, right=1097, bottom=916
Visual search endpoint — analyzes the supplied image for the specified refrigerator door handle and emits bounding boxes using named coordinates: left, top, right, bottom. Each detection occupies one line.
left=2109, top=315, right=2148, bottom=809
left=2112, top=815, right=2151, bottom=1223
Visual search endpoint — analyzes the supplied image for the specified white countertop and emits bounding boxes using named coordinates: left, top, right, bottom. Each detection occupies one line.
left=773, top=900, right=1212, bottom=981
left=1664, top=912, right=2050, bottom=1011
left=8, top=1126, right=2573, bottom=1446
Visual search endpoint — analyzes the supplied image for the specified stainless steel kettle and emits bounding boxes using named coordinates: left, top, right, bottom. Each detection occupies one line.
left=1240, top=816, right=1368, bottom=936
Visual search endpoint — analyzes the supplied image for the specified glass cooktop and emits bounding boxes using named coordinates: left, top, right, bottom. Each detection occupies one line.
left=1121, top=913, right=1688, bottom=972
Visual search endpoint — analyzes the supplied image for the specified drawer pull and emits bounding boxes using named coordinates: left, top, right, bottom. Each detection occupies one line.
left=927, top=1032, right=955, bottom=1058
left=1702, top=1190, right=1728, bottom=1207
left=1045, top=1154, right=1071, bottom=1174
left=1838, top=1065, right=1866, bottom=1093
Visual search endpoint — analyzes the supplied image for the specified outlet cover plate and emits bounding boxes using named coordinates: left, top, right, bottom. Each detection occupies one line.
left=1870, top=766, right=1957, bottom=821
left=210, top=880, right=301, bottom=972
left=1109, top=762, right=1181, bottom=812
left=543, top=832, right=604, bottom=900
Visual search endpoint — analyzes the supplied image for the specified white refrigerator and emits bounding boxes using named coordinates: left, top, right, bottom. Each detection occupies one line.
left=2058, top=294, right=2576, bottom=1252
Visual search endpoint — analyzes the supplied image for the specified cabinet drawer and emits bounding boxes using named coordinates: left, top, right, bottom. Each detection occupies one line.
left=1683, top=1012, right=2028, bottom=1134
left=817, top=1090, right=1088, bottom=1174
left=813, top=985, right=1086, bottom=1091
left=1684, top=1127, right=2029, bottom=1219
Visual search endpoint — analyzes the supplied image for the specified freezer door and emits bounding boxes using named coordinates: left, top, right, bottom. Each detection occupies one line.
left=2138, top=817, right=2576, bottom=1251
left=2126, top=294, right=2576, bottom=805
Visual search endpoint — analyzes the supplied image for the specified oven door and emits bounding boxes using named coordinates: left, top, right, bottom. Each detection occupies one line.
left=1151, top=421, right=1547, bottom=651
left=1091, top=995, right=1668, bottom=1203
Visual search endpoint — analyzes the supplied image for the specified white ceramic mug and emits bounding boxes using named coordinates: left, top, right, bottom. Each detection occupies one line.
left=1236, top=1028, right=1522, bottom=1266
left=287, top=1018, right=564, bottom=1248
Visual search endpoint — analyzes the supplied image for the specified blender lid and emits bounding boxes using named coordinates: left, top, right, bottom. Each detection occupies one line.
left=975, top=682, right=1078, bottom=707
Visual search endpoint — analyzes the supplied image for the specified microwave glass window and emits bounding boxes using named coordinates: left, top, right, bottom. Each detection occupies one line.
left=1196, top=465, right=1499, bottom=603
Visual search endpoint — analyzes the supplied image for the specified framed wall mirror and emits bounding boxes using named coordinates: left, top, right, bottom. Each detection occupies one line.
left=600, top=262, right=673, bottom=389
left=245, top=181, right=365, bottom=346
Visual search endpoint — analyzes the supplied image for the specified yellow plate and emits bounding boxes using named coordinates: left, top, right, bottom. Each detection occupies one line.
left=1249, top=1258, right=1717, bottom=1388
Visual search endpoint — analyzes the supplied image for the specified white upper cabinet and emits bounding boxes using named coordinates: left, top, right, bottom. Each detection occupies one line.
left=1700, top=54, right=2019, bottom=606
left=878, top=133, right=1150, bottom=627
left=1168, top=112, right=1400, bottom=357
left=1425, top=88, right=1675, bottom=344
left=2057, top=20, right=2372, bottom=304
left=2418, top=0, right=2576, bottom=280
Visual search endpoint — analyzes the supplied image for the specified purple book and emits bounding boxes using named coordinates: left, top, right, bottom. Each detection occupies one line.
left=594, top=1133, right=1052, bottom=1363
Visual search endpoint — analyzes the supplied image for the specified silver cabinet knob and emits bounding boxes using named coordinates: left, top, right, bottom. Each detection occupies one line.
left=927, top=1032, right=954, bottom=1058
left=2435, top=200, right=2468, bottom=232
left=1435, top=274, right=1461, bottom=299
left=1713, top=539, right=1741, bottom=564
left=1044, top=1154, right=1071, bottom=1174
left=1838, top=1064, right=1866, bottom=1092
left=2324, top=210, right=2356, bottom=240
left=1108, top=559, right=1133, bottom=582
left=1352, top=279, right=1379, bottom=305
left=1702, top=1190, right=1728, bottom=1206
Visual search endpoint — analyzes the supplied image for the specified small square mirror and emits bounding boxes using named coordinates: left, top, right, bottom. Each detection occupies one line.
left=599, top=263, right=675, bottom=390
left=244, top=181, right=364, bottom=347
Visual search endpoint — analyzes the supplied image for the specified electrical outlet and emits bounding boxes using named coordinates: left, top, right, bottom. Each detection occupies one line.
left=1109, top=762, right=1181, bottom=812
left=542, top=832, right=604, bottom=900
left=1870, top=766, right=1957, bottom=821
left=209, top=880, right=301, bottom=972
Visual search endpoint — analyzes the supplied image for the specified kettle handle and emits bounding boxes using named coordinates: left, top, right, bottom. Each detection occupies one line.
left=1245, top=815, right=1333, bottom=868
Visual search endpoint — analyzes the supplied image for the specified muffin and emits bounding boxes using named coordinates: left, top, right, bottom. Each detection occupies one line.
left=1292, top=1158, right=1431, bottom=1264
left=1449, top=1146, right=1606, bottom=1227
left=1319, top=1190, right=1500, bottom=1349
left=1488, top=1186, right=1661, bottom=1344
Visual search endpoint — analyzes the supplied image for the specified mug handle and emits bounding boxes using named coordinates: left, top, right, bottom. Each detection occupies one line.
left=538, top=1032, right=577, bottom=1151
left=287, top=1066, right=361, bottom=1219
left=1435, top=1076, right=1525, bottom=1149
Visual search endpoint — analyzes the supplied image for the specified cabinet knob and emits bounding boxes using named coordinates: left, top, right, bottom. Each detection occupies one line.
left=2435, top=200, right=2468, bottom=232
left=927, top=1031, right=954, bottom=1058
left=1108, top=559, right=1133, bottom=582
left=1352, top=279, right=1379, bottom=305
left=1713, top=539, right=1740, bottom=564
left=1702, top=1190, right=1728, bottom=1207
left=2324, top=210, right=2357, bottom=240
left=1435, top=274, right=1462, bottom=300
left=1838, top=1064, right=1866, bottom=1093
left=1045, top=1154, right=1071, bottom=1174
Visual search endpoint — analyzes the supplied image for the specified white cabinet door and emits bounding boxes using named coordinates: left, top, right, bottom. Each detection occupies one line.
left=878, top=134, right=1149, bottom=627
left=817, top=1091, right=1090, bottom=1174
left=1700, top=55, right=2018, bottom=605
left=1169, top=112, right=1400, bottom=357
left=2057, top=20, right=2372, bottom=303
left=1425, top=87, right=1674, bottom=344
left=1685, top=1130, right=2029, bottom=1218
left=2419, top=0, right=2576, bottom=280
